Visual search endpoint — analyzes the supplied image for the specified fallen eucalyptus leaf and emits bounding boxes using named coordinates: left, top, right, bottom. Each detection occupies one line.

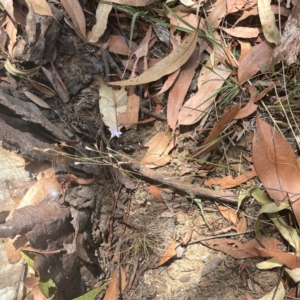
left=25, top=0, right=54, bottom=18
left=110, top=31, right=197, bottom=86
left=258, top=0, right=280, bottom=44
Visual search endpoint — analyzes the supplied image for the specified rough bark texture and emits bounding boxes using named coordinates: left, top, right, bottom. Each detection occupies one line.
left=273, top=2, right=300, bottom=65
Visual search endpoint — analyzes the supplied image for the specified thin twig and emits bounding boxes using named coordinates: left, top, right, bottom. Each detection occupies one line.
left=103, top=48, right=124, bottom=78
left=140, top=106, right=167, bottom=121
left=114, top=7, right=130, bottom=49
left=188, top=229, right=256, bottom=245
left=123, top=191, right=131, bottom=231
left=121, top=157, right=239, bottom=204
left=125, top=259, right=139, bottom=292
left=101, top=48, right=110, bottom=83
left=108, top=185, right=122, bottom=247
left=97, top=115, right=109, bottom=147
left=13, top=260, right=26, bottom=300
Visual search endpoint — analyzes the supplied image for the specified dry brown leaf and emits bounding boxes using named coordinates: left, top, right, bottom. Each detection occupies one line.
left=60, top=0, right=86, bottom=40
left=167, top=47, right=199, bottom=130
left=64, top=174, right=94, bottom=186
left=117, top=90, right=140, bottom=130
left=235, top=97, right=257, bottom=119
left=145, top=185, right=163, bottom=202
left=31, top=285, right=47, bottom=300
left=238, top=41, right=274, bottom=83
left=253, top=116, right=300, bottom=203
left=212, top=225, right=236, bottom=235
left=88, top=2, right=112, bottom=43
left=11, top=0, right=26, bottom=25
left=236, top=213, right=247, bottom=241
left=18, top=175, right=61, bottom=210
left=225, top=41, right=238, bottom=68
left=157, top=240, right=179, bottom=267
left=41, top=62, right=69, bottom=103
left=254, top=80, right=280, bottom=102
left=226, top=0, right=252, bottom=14
left=238, top=41, right=251, bottom=63
left=155, top=69, right=180, bottom=96
left=6, top=17, right=17, bottom=56
left=252, top=117, right=300, bottom=225
left=221, top=27, right=260, bottom=38
left=23, top=90, right=51, bottom=109
left=178, top=63, right=231, bottom=126
left=121, top=57, right=160, bottom=73
left=258, top=0, right=280, bottom=44
left=286, top=288, right=297, bottom=300
left=235, top=6, right=258, bottom=24
left=24, top=276, right=40, bottom=288
left=235, top=5, right=290, bottom=25
left=103, top=266, right=126, bottom=300
left=203, top=237, right=283, bottom=259
left=235, top=85, right=258, bottom=119
left=6, top=234, right=28, bottom=263
left=110, top=31, right=197, bottom=86
left=207, top=0, right=227, bottom=29
left=130, top=26, right=153, bottom=78
left=255, top=247, right=300, bottom=270
left=0, top=77, right=9, bottom=83
left=108, top=35, right=137, bottom=56
left=141, top=131, right=176, bottom=168
left=0, top=0, right=16, bottom=22
left=182, top=229, right=193, bottom=245
left=30, top=80, right=56, bottom=96
left=204, top=166, right=257, bottom=189
left=192, top=105, right=240, bottom=157
left=271, top=4, right=291, bottom=17
left=25, top=0, right=54, bottom=18
left=168, top=11, right=203, bottom=30
left=217, top=205, right=237, bottom=224
left=245, top=291, right=254, bottom=300
left=105, top=0, right=158, bottom=6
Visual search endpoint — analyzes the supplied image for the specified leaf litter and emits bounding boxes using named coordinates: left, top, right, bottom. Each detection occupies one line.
left=1, top=0, right=300, bottom=298
left=110, top=30, right=198, bottom=85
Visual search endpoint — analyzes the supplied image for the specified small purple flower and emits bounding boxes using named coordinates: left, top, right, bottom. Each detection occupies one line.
left=109, top=128, right=122, bottom=138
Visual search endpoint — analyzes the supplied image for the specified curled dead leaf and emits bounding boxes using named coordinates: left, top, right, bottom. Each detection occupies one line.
left=258, top=0, right=280, bottom=44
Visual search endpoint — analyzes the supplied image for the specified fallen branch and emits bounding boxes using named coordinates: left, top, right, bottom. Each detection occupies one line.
left=122, top=158, right=238, bottom=204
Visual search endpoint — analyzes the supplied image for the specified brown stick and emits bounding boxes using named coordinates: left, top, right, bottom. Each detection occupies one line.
left=123, top=159, right=238, bottom=204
